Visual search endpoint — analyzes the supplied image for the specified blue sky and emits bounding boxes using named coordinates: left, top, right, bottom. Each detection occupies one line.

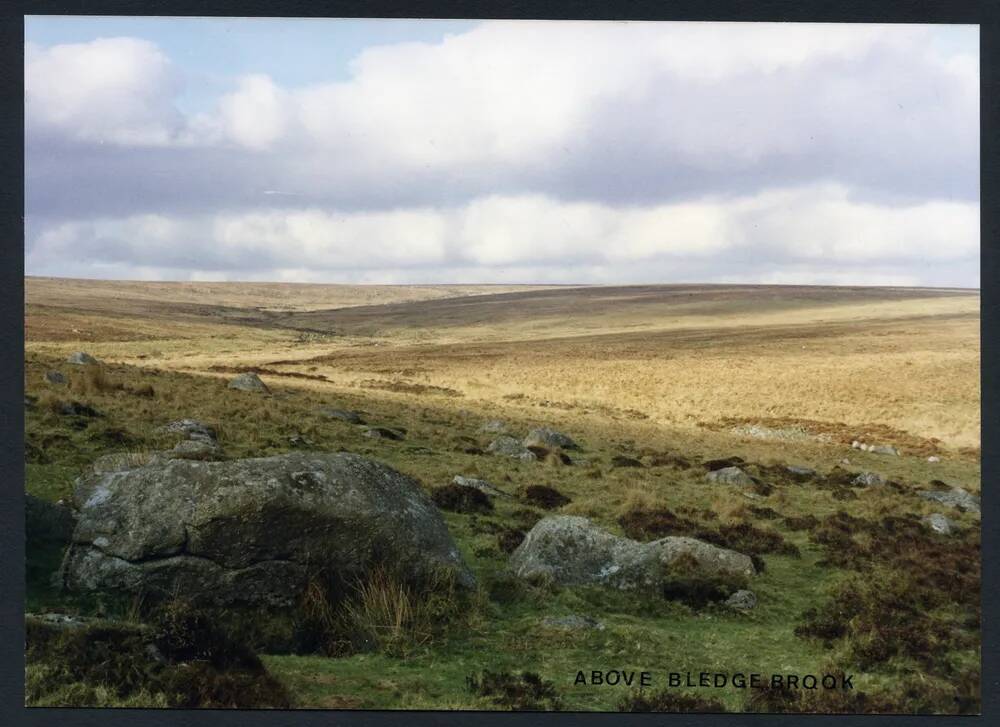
left=26, top=16, right=479, bottom=113
left=24, top=19, right=979, bottom=286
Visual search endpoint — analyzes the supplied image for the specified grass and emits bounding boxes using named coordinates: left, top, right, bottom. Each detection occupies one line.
left=23, top=280, right=981, bottom=711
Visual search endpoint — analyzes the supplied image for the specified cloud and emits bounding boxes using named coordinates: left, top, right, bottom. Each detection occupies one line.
left=25, top=184, right=978, bottom=287
left=25, top=37, right=187, bottom=145
left=23, top=22, right=979, bottom=286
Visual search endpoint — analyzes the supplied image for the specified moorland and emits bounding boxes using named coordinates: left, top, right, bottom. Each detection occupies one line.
left=24, top=278, right=981, bottom=712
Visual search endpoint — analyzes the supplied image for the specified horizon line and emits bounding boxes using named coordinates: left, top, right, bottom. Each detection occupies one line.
left=22, top=274, right=981, bottom=292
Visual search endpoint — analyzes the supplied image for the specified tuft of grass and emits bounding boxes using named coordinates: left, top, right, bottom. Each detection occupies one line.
left=466, top=670, right=563, bottom=711
left=25, top=608, right=291, bottom=709
left=521, top=485, right=570, bottom=510
left=431, top=483, right=494, bottom=514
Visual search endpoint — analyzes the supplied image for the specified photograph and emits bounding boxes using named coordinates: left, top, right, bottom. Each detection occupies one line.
left=22, top=15, right=980, bottom=713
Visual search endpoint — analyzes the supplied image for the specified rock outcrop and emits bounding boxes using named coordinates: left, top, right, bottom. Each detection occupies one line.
left=62, top=452, right=474, bottom=606
left=919, top=487, right=980, bottom=514
left=509, top=516, right=755, bottom=592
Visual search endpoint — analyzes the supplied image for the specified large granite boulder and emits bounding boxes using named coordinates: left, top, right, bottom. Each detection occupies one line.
left=509, top=516, right=755, bottom=592
left=61, top=452, right=474, bottom=606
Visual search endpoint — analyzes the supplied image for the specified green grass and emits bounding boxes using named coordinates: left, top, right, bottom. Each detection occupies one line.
left=23, top=350, right=982, bottom=712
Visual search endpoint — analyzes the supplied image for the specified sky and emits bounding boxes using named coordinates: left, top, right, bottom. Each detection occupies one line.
left=24, top=17, right=980, bottom=287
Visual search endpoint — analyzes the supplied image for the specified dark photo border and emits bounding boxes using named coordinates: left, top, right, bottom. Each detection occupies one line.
left=2, top=1, right=996, bottom=725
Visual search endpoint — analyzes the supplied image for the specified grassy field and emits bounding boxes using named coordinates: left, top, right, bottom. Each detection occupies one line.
left=24, top=278, right=981, bottom=712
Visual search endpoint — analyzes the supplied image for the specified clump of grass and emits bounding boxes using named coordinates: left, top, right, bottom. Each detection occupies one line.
left=618, top=690, right=726, bottom=712
left=431, top=483, right=494, bottom=514
left=336, top=564, right=471, bottom=657
left=70, top=364, right=124, bottom=396
left=782, top=514, right=819, bottom=531
left=521, top=485, right=570, bottom=510
left=466, top=670, right=563, bottom=711
left=742, top=666, right=979, bottom=715
left=618, top=504, right=798, bottom=569
left=796, top=571, right=978, bottom=675
left=660, top=553, right=750, bottom=608
left=25, top=607, right=291, bottom=709
left=497, top=527, right=526, bottom=553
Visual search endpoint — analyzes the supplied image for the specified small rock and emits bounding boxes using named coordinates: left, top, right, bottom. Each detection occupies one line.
left=784, top=465, right=816, bottom=481
left=45, top=370, right=67, bottom=385
left=927, top=456, right=941, bottom=463
left=523, top=427, right=579, bottom=450
left=725, top=589, right=757, bottom=611
left=852, top=472, right=884, bottom=487
left=541, top=615, right=605, bottom=631
left=227, top=372, right=269, bottom=393
left=452, top=475, right=512, bottom=498
left=157, top=419, right=217, bottom=443
left=67, top=352, right=99, bottom=366
left=840, top=458, right=851, bottom=465
left=317, top=407, right=365, bottom=425
left=363, top=426, right=405, bottom=441
left=851, top=441, right=861, bottom=450
left=869, top=444, right=899, bottom=456
left=922, top=513, right=955, bottom=535
left=919, top=487, right=980, bottom=514
left=706, top=466, right=755, bottom=487
left=487, top=435, right=537, bottom=462
left=287, top=434, right=316, bottom=448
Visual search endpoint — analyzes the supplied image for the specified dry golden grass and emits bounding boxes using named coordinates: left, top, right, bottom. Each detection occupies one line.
left=25, top=279, right=980, bottom=451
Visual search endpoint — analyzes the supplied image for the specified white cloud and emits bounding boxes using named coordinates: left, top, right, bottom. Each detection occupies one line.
left=26, top=184, right=978, bottom=285
left=25, top=37, right=186, bottom=145
left=23, top=22, right=979, bottom=286
left=215, top=75, right=291, bottom=149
